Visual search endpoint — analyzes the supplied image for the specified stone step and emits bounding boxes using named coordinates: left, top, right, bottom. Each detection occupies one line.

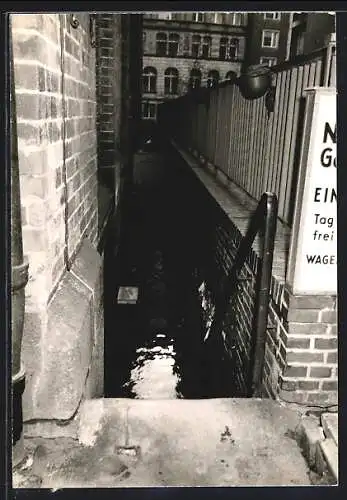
left=76, top=398, right=312, bottom=486
left=317, top=438, right=338, bottom=482
left=321, top=413, right=338, bottom=446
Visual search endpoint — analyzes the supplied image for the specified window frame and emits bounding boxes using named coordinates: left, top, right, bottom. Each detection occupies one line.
left=260, top=56, right=278, bottom=67
left=194, top=12, right=204, bottom=22
left=189, top=68, right=202, bottom=90
left=232, top=13, right=243, bottom=25
left=164, top=67, right=179, bottom=95
left=263, top=12, right=281, bottom=21
left=156, top=32, right=168, bottom=56
left=207, top=70, right=220, bottom=88
left=142, top=101, right=157, bottom=120
left=261, top=30, right=280, bottom=48
left=142, top=66, right=157, bottom=94
left=191, top=34, right=201, bottom=58
left=201, top=36, right=212, bottom=59
left=219, top=37, right=228, bottom=60
left=168, top=33, right=180, bottom=57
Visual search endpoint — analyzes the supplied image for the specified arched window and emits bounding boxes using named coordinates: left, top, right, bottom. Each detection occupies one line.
left=164, top=68, right=179, bottom=95
left=219, top=37, right=228, bottom=60
left=142, top=66, right=157, bottom=93
left=192, top=35, right=201, bottom=58
left=225, top=71, right=237, bottom=81
left=189, top=68, right=201, bottom=90
left=201, top=36, right=212, bottom=59
left=168, top=33, right=180, bottom=57
left=156, top=32, right=167, bottom=56
left=207, top=70, right=219, bottom=88
left=229, top=38, right=239, bottom=60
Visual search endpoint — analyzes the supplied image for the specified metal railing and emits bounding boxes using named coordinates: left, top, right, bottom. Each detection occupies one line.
left=159, top=43, right=336, bottom=226
left=204, top=192, right=278, bottom=397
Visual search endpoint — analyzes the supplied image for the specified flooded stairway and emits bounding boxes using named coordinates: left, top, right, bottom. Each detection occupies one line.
left=104, top=150, right=230, bottom=399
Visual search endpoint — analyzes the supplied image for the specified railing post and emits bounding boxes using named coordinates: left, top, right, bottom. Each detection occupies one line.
left=249, top=193, right=278, bottom=397
left=10, top=19, right=29, bottom=467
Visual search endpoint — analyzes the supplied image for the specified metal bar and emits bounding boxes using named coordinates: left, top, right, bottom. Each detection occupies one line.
left=205, top=192, right=277, bottom=347
left=248, top=193, right=278, bottom=397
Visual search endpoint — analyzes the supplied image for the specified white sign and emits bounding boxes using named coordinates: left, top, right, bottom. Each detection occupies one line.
left=288, top=88, right=337, bottom=295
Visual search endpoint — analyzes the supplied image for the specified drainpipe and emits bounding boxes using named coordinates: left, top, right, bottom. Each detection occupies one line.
left=10, top=20, right=29, bottom=467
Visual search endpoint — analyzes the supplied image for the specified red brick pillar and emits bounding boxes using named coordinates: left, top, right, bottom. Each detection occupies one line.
left=279, top=293, right=337, bottom=405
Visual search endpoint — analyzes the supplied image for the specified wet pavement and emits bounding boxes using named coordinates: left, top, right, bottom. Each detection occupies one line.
left=14, top=398, right=325, bottom=488
left=104, top=150, right=232, bottom=400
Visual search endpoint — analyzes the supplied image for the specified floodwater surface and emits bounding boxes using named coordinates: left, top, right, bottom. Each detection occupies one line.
left=104, top=151, right=232, bottom=399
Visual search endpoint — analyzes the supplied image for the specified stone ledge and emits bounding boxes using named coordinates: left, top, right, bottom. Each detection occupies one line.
left=172, top=140, right=291, bottom=285
left=22, top=238, right=104, bottom=428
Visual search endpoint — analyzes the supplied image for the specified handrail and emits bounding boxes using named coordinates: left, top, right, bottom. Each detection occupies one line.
left=204, top=192, right=278, bottom=397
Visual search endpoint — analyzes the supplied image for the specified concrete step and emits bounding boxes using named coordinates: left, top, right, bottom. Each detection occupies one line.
left=297, top=412, right=338, bottom=484
left=74, top=398, right=312, bottom=487
left=321, top=412, right=338, bottom=446
left=318, top=438, right=338, bottom=482
left=319, top=412, right=338, bottom=482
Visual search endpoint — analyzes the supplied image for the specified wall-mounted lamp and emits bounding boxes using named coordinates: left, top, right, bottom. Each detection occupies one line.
left=69, top=14, right=80, bottom=29
left=90, top=14, right=96, bottom=48
left=237, top=65, right=272, bottom=100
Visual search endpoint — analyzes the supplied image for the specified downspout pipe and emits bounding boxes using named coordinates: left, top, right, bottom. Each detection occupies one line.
left=10, top=18, right=29, bottom=467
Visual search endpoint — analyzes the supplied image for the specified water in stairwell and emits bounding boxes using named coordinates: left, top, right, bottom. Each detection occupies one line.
left=104, top=149, right=236, bottom=400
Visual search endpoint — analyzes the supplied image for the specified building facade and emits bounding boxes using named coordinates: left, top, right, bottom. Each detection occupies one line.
left=141, top=12, right=248, bottom=121
left=288, top=12, right=335, bottom=59
left=244, top=12, right=291, bottom=68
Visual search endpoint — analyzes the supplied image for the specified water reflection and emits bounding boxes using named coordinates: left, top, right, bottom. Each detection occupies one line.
left=105, top=152, right=237, bottom=400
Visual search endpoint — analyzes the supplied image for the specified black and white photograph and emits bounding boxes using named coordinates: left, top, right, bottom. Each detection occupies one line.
left=9, top=9, right=337, bottom=489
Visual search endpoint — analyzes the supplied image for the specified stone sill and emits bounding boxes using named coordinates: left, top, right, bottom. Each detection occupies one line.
left=172, top=140, right=291, bottom=285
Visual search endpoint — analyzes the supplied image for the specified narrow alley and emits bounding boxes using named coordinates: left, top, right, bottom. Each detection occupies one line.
left=104, top=137, right=231, bottom=400
left=10, top=11, right=337, bottom=492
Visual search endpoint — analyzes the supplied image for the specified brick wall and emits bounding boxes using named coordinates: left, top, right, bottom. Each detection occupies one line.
left=96, top=14, right=122, bottom=167
left=12, top=13, right=97, bottom=306
left=171, top=144, right=338, bottom=407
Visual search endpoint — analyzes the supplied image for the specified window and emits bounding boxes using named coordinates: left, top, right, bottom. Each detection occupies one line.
left=262, top=30, right=280, bottom=48
left=201, top=36, right=212, bottom=59
left=142, top=101, right=157, bottom=120
left=260, top=56, right=277, bottom=67
left=192, top=35, right=201, bottom=58
left=213, top=13, right=220, bottom=24
left=168, top=33, right=180, bottom=56
left=189, top=68, right=202, bottom=90
left=219, top=37, right=228, bottom=59
left=158, top=12, right=172, bottom=20
left=231, top=13, right=243, bottom=25
left=263, top=12, right=281, bottom=21
left=207, top=70, right=219, bottom=88
left=225, top=71, right=236, bottom=80
left=164, top=68, right=179, bottom=95
left=142, top=67, right=157, bottom=93
left=229, top=38, right=239, bottom=60
left=156, top=32, right=167, bottom=55
left=194, top=12, right=204, bottom=22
